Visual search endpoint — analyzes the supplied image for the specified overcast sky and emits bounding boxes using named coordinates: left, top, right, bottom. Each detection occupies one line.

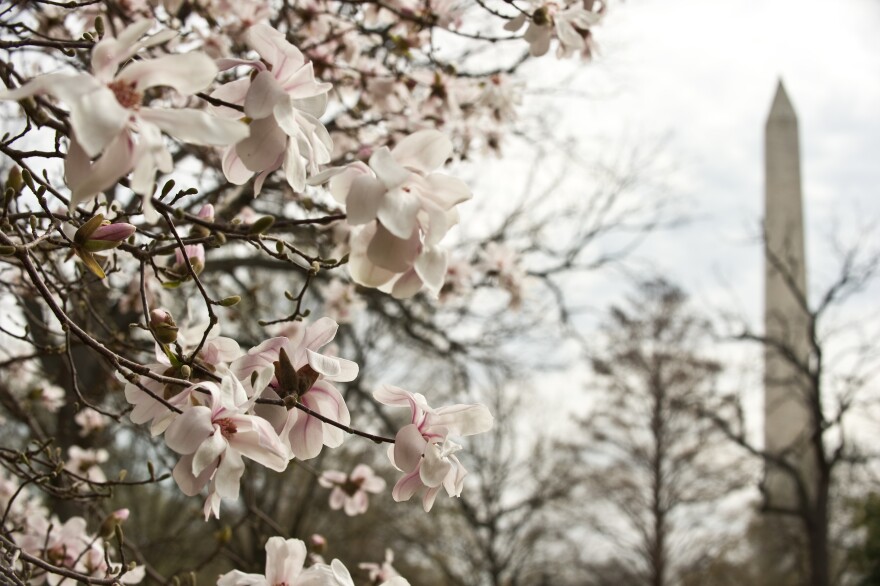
left=466, top=0, right=880, bottom=423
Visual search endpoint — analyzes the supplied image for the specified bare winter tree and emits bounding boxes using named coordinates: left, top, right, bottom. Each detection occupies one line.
left=566, top=278, right=747, bottom=586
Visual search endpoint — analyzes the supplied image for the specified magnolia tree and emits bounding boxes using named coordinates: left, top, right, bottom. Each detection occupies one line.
left=0, top=1, right=613, bottom=584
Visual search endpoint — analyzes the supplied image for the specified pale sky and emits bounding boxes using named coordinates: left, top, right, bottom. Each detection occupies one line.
left=463, top=0, right=880, bottom=427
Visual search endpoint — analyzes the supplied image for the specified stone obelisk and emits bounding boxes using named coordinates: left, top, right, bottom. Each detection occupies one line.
left=761, top=80, right=812, bottom=580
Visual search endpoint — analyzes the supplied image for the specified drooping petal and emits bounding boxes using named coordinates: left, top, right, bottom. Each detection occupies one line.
left=390, top=269, right=423, bottom=300
left=414, top=247, right=448, bottom=296
left=420, top=443, right=452, bottom=488
left=367, top=223, right=419, bottom=273
left=391, top=469, right=423, bottom=503
left=236, top=116, right=287, bottom=172
left=67, top=132, right=135, bottom=210
left=222, top=146, right=254, bottom=185
left=192, top=428, right=227, bottom=477
left=346, top=175, right=384, bottom=225
left=172, top=454, right=214, bottom=496
left=348, top=224, right=396, bottom=287
left=287, top=411, right=324, bottom=460
left=214, top=448, right=245, bottom=501
left=391, top=130, right=452, bottom=175
left=230, top=416, right=289, bottom=471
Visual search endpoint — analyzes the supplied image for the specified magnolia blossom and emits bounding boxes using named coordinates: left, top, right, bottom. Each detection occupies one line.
left=165, top=373, right=287, bottom=519
left=0, top=20, right=248, bottom=210
left=374, top=385, right=493, bottom=511
left=360, top=549, right=402, bottom=584
left=322, top=130, right=471, bottom=298
left=212, top=23, right=333, bottom=193
left=504, top=1, right=602, bottom=58
left=65, top=446, right=109, bottom=483
left=74, top=408, right=108, bottom=436
left=19, top=515, right=144, bottom=585
left=318, top=464, right=386, bottom=516
left=232, top=317, right=357, bottom=460
left=29, top=384, right=65, bottom=413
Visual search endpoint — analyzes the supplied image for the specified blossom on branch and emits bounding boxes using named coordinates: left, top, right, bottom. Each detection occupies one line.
left=374, top=385, right=493, bottom=512
left=212, top=23, right=333, bottom=194
left=0, top=19, right=248, bottom=211
left=318, top=464, right=386, bottom=516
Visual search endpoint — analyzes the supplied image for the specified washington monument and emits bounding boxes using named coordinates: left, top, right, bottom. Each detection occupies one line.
left=762, top=79, right=814, bottom=579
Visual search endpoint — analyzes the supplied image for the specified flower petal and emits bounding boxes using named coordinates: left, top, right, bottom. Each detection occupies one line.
left=391, top=130, right=452, bottom=175
left=140, top=108, right=248, bottom=146
left=116, top=53, right=218, bottom=95
left=393, top=424, right=426, bottom=473
left=192, top=428, right=227, bottom=477
left=165, top=405, right=214, bottom=455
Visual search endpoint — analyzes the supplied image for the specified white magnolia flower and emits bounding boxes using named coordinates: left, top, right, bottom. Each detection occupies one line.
left=212, top=23, right=333, bottom=193
left=374, top=385, right=493, bottom=511
left=0, top=20, right=248, bottom=211
left=165, top=373, right=287, bottom=519
left=318, top=464, right=386, bottom=516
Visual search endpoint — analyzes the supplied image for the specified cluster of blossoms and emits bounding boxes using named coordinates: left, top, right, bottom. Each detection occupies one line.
left=0, top=0, right=610, bottom=582
left=124, top=315, right=492, bottom=519
left=0, top=473, right=143, bottom=584
left=218, top=537, right=408, bottom=586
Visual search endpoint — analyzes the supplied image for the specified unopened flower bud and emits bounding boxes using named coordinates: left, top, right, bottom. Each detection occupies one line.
left=99, top=508, right=130, bottom=539
left=150, top=309, right=178, bottom=344
left=248, top=215, right=275, bottom=235
left=6, top=167, right=22, bottom=195
left=218, top=295, right=241, bottom=307
left=173, top=244, right=205, bottom=277
left=309, top=534, right=327, bottom=554
left=191, top=204, right=215, bottom=238
left=74, top=214, right=105, bottom=245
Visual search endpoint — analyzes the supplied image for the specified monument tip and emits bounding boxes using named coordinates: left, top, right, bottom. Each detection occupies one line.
left=768, top=79, right=797, bottom=122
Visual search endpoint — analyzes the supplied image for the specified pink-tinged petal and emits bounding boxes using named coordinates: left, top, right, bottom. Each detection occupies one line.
left=281, top=61, right=329, bottom=98
left=222, top=146, right=254, bottom=185
left=369, top=147, right=410, bottom=190
left=372, top=385, right=416, bottom=408
left=68, top=86, right=130, bottom=158
left=422, top=486, right=441, bottom=512
left=376, top=185, right=420, bottom=240
left=288, top=412, right=324, bottom=460
left=117, top=54, right=218, bottom=95
left=230, top=416, right=289, bottom=471
left=236, top=117, right=287, bottom=172
left=244, top=70, right=288, bottom=119
left=367, top=223, right=419, bottom=273
left=246, top=24, right=304, bottom=72
left=307, top=381, right=350, bottom=423
left=430, top=404, right=494, bottom=436
left=394, top=424, right=427, bottom=473
left=165, top=405, right=214, bottom=454
left=192, top=428, right=227, bottom=476
left=420, top=443, right=451, bottom=488
left=214, top=448, right=245, bottom=500
left=442, top=454, right=467, bottom=497
left=390, top=269, right=423, bottom=300
left=210, top=78, right=252, bottom=118
left=391, top=130, right=452, bottom=175
left=329, top=487, right=346, bottom=510
left=420, top=200, right=453, bottom=247
left=140, top=108, right=248, bottom=146
left=414, top=247, right=448, bottom=296
left=346, top=175, right=384, bottom=225
left=265, top=537, right=306, bottom=585
left=391, top=469, right=422, bottom=503
left=351, top=463, right=372, bottom=481
left=302, top=317, right=339, bottom=350
left=305, top=349, right=343, bottom=379
left=345, top=491, right=368, bottom=516
left=320, top=470, right=347, bottom=486
left=254, top=168, right=276, bottom=196
left=362, top=475, right=386, bottom=494
left=172, top=453, right=213, bottom=496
